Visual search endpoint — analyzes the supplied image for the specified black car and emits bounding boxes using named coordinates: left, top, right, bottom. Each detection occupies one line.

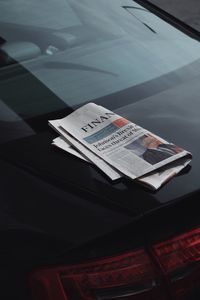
left=0, top=1, right=200, bottom=299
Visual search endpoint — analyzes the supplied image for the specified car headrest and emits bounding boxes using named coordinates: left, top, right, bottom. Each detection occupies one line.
left=0, top=41, right=41, bottom=66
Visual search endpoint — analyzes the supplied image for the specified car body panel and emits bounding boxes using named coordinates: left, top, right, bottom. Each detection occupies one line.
left=1, top=1, right=200, bottom=299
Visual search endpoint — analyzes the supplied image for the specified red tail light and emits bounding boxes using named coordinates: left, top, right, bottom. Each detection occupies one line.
left=153, top=228, right=200, bottom=299
left=30, top=249, right=166, bottom=300
left=30, top=228, right=200, bottom=300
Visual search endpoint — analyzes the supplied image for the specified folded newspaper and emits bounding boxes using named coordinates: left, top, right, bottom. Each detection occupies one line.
left=49, top=103, right=191, bottom=190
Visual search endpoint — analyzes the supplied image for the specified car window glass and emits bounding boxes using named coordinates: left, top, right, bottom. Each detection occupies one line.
left=1, top=0, right=200, bottom=117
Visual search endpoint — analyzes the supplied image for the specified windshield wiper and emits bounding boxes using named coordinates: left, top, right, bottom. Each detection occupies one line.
left=122, top=6, right=157, bottom=34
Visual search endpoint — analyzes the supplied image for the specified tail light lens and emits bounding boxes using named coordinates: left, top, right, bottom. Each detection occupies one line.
left=30, top=228, right=200, bottom=300
left=30, top=249, right=165, bottom=300
left=153, top=228, right=200, bottom=299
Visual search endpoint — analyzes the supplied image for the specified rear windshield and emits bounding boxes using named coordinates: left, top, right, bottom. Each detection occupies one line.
left=1, top=0, right=200, bottom=143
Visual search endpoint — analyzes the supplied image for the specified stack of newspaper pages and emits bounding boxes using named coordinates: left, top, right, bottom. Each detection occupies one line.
left=49, top=103, right=191, bottom=190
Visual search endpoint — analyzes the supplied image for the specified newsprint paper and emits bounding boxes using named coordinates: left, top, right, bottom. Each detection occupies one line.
left=49, top=103, right=191, bottom=190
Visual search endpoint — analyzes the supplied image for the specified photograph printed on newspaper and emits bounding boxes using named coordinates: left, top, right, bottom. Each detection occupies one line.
left=49, top=103, right=191, bottom=190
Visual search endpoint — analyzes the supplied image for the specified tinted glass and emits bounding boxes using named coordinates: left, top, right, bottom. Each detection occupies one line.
left=1, top=0, right=200, bottom=142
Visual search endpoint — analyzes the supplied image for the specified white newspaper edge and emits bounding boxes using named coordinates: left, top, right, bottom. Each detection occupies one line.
left=52, top=135, right=191, bottom=190
left=138, top=158, right=191, bottom=190
left=49, top=120, right=122, bottom=181
left=57, top=103, right=192, bottom=180
left=52, top=136, right=88, bottom=161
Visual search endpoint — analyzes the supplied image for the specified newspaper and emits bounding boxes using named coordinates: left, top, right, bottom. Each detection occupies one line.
left=50, top=119, right=122, bottom=180
left=49, top=103, right=192, bottom=190
left=52, top=136, right=88, bottom=162
left=52, top=135, right=190, bottom=189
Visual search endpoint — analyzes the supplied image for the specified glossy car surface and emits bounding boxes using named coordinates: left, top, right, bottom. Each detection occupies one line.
left=0, top=1, right=200, bottom=299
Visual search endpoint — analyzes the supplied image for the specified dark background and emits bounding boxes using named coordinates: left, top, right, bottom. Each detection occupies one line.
left=150, top=0, right=200, bottom=31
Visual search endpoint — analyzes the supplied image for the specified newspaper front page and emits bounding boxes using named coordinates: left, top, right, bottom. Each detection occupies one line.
left=56, top=103, right=191, bottom=177
left=49, top=103, right=191, bottom=189
left=52, top=135, right=190, bottom=189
